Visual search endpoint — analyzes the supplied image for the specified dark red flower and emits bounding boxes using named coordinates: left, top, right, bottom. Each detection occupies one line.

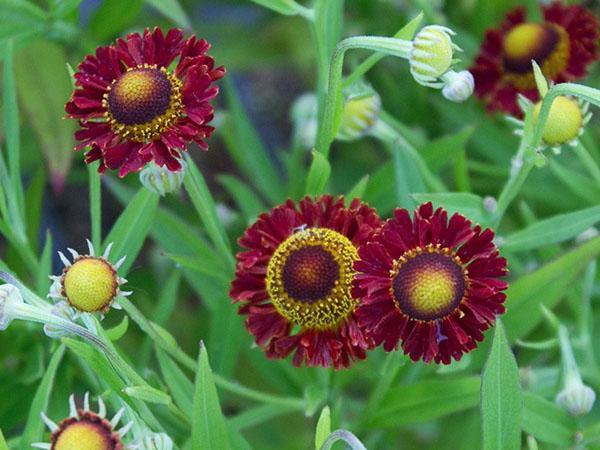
left=470, top=2, right=599, bottom=116
left=66, top=28, right=225, bottom=177
left=354, top=203, right=508, bottom=364
left=230, top=196, right=382, bottom=369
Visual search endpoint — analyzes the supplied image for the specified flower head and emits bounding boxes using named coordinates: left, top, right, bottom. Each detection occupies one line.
left=49, top=240, right=130, bottom=316
left=66, top=28, right=225, bottom=177
left=471, top=2, right=599, bottom=116
left=33, top=393, right=133, bottom=450
left=0, top=283, right=24, bottom=330
left=230, top=196, right=382, bottom=369
left=354, top=203, right=508, bottom=364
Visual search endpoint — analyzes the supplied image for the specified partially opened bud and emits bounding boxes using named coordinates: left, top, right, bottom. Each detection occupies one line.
left=140, top=159, right=186, bottom=196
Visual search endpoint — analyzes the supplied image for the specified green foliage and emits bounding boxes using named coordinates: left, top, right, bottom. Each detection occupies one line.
left=481, top=321, right=522, bottom=450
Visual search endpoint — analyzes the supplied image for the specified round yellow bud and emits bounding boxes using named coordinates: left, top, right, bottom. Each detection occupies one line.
left=411, top=26, right=454, bottom=79
left=62, top=257, right=118, bottom=312
left=54, top=421, right=113, bottom=450
left=533, top=96, right=582, bottom=146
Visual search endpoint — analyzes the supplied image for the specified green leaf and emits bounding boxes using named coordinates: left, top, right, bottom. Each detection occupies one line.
left=218, top=174, right=266, bottom=224
left=500, top=205, right=600, bottom=252
left=15, top=39, right=75, bottom=188
left=21, top=345, right=65, bottom=448
left=305, top=151, right=331, bottom=196
left=368, top=376, right=481, bottom=428
left=156, top=348, right=193, bottom=417
left=145, top=0, right=191, bottom=29
left=249, top=0, right=302, bottom=15
left=35, top=231, right=52, bottom=296
left=222, top=78, right=283, bottom=204
left=104, top=188, right=159, bottom=274
left=345, top=175, right=369, bottom=203
left=0, top=427, right=7, bottom=450
left=88, top=0, right=143, bottom=41
left=420, top=126, right=475, bottom=173
left=183, top=156, right=235, bottom=270
left=481, top=321, right=522, bottom=450
left=411, top=192, right=488, bottom=225
left=192, top=342, right=231, bottom=450
left=124, top=385, right=172, bottom=405
left=503, top=236, right=600, bottom=341
left=315, top=406, right=331, bottom=450
left=49, top=0, right=83, bottom=18
left=105, top=315, right=129, bottom=341
left=24, top=167, right=45, bottom=247
left=522, top=392, right=576, bottom=446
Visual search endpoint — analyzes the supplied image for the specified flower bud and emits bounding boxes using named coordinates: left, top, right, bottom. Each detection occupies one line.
left=409, top=25, right=460, bottom=87
left=442, top=70, right=474, bottom=102
left=336, top=82, right=381, bottom=141
left=140, top=160, right=186, bottom=196
left=290, top=93, right=318, bottom=149
left=556, top=380, right=596, bottom=416
left=0, top=284, right=23, bottom=330
left=533, top=96, right=583, bottom=147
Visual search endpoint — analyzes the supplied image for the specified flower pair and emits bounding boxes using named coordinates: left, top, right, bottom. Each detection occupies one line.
left=230, top=196, right=508, bottom=369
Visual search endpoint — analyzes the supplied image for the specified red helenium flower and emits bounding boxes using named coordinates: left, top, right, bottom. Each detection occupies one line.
left=229, top=196, right=382, bottom=369
left=470, top=2, right=599, bottom=116
left=353, top=203, right=508, bottom=364
left=66, top=27, right=225, bottom=177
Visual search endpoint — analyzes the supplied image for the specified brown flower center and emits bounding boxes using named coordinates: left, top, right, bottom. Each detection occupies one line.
left=266, top=228, right=358, bottom=329
left=502, top=22, right=570, bottom=89
left=391, top=246, right=467, bottom=321
left=104, top=65, right=183, bottom=142
left=52, top=413, right=120, bottom=450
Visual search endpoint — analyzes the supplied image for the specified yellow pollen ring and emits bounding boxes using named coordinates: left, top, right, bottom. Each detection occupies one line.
left=103, top=64, right=183, bottom=143
left=61, top=257, right=118, bottom=313
left=390, top=245, right=468, bottom=322
left=502, top=23, right=570, bottom=89
left=533, top=96, right=583, bottom=146
left=53, top=420, right=114, bottom=450
left=266, top=227, right=359, bottom=330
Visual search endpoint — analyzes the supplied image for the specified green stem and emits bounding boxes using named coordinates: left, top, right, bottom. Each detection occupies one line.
left=119, top=296, right=306, bottom=410
left=492, top=102, right=537, bottom=227
left=316, top=36, right=412, bottom=157
left=88, top=163, right=102, bottom=252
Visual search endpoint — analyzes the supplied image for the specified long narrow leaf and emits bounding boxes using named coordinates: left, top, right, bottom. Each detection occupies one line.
left=104, top=188, right=159, bottom=274
left=21, top=345, right=65, bottom=448
left=192, top=343, right=231, bottom=450
left=481, top=321, right=522, bottom=450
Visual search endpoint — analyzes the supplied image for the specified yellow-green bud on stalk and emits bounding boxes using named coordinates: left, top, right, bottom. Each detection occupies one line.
left=336, top=82, right=381, bottom=141
left=407, top=25, right=472, bottom=102
left=511, top=62, right=592, bottom=154
left=140, top=159, right=186, bottom=196
left=555, top=326, right=596, bottom=416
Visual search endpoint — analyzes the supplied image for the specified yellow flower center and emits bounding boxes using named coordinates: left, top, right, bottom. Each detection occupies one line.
left=533, top=96, right=583, bottom=146
left=411, top=27, right=454, bottom=78
left=266, top=228, right=359, bottom=329
left=502, top=23, right=570, bottom=89
left=104, top=64, right=183, bottom=142
left=53, top=420, right=114, bottom=450
left=391, top=246, right=467, bottom=321
left=62, top=257, right=118, bottom=313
